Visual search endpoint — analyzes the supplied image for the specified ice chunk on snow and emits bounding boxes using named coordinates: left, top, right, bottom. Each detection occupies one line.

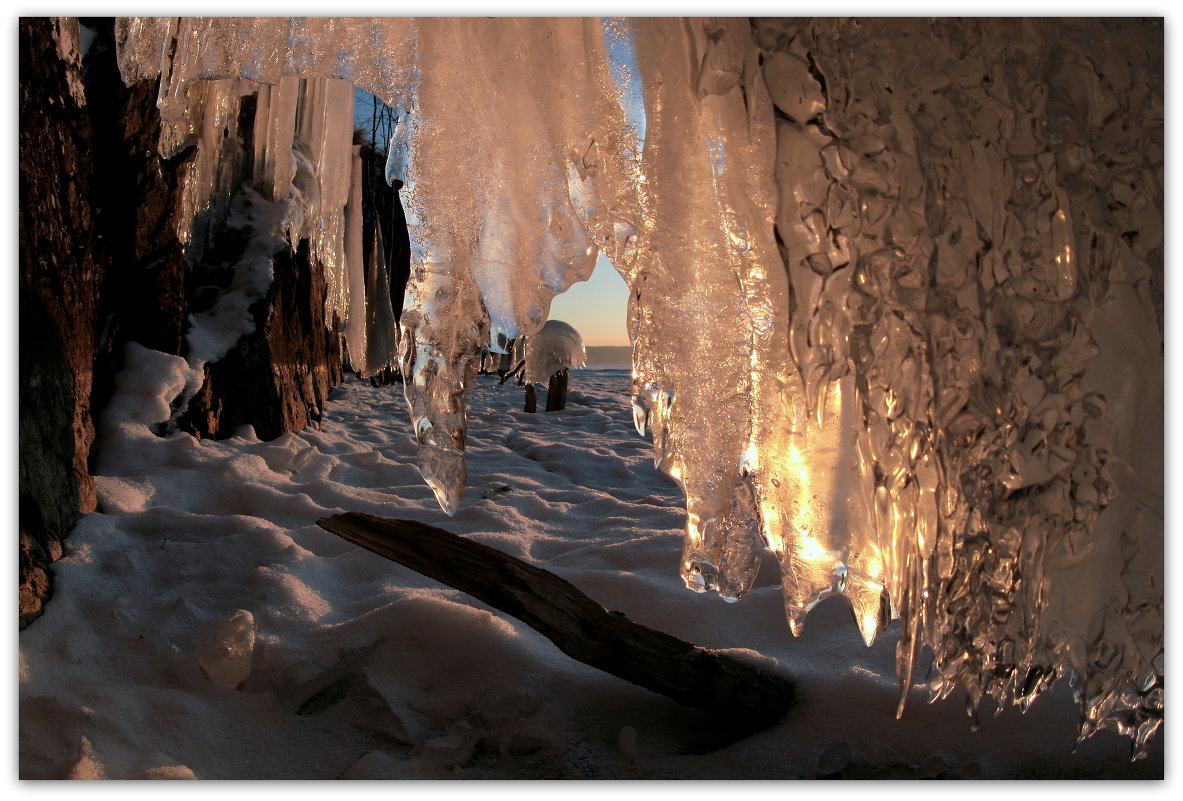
left=193, top=610, right=256, bottom=690
left=523, top=320, right=586, bottom=386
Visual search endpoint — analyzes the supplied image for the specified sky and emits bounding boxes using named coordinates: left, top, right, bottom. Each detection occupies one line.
left=549, top=252, right=631, bottom=347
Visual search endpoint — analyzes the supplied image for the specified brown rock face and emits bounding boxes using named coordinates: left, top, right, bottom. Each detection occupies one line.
left=84, top=16, right=192, bottom=412
left=19, top=18, right=100, bottom=628
left=20, top=17, right=194, bottom=627
left=19, top=18, right=348, bottom=627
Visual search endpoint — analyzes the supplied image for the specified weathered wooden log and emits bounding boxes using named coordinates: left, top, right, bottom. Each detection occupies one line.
left=316, top=512, right=795, bottom=732
left=523, top=383, right=537, bottom=413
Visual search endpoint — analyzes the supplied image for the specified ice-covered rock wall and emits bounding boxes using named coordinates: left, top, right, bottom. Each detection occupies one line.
left=115, top=17, right=1162, bottom=754
left=116, top=19, right=401, bottom=380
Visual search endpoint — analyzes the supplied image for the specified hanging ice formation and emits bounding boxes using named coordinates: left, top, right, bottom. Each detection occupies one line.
left=115, top=18, right=409, bottom=379
left=116, top=17, right=1163, bottom=754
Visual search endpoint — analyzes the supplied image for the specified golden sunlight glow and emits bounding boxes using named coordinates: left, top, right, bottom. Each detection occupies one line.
left=861, top=611, right=881, bottom=640
left=862, top=545, right=884, bottom=580
left=766, top=533, right=786, bottom=558
left=785, top=442, right=812, bottom=491
left=743, top=441, right=759, bottom=473
left=795, top=531, right=832, bottom=564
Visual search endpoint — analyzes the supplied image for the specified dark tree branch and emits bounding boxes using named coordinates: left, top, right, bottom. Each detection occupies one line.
left=316, top=512, right=795, bottom=733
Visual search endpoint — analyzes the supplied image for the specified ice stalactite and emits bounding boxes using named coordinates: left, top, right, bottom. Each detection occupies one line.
left=627, top=18, right=787, bottom=608
left=115, top=16, right=1162, bottom=753
left=341, top=142, right=397, bottom=377
left=391, top=17, right=643, bottom=514
left=114, top=19, right=404, bottom=385
left=750, top=18, right=1162, bottom=749
left=364, top=229, right=401, bottom=376
left=115, top=17, right=418, bottom=123
left=114, top=17, right=409, bottom=378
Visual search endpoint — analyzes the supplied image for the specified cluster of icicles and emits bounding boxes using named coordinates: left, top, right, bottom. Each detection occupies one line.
left=115, top=17, right=1163, bottom=755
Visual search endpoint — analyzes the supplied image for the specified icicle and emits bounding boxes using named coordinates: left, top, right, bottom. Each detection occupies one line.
left=342, top=146, right=369, bottom=374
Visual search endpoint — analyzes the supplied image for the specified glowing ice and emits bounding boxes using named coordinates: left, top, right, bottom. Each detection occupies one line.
left=116, top=16, right=1162, bottom=753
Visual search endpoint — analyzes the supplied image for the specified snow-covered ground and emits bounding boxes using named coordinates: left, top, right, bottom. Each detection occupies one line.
left=17, top=356, right=1165, bottom=780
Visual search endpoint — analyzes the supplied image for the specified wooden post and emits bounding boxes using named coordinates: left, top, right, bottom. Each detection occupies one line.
left=523, top=383, right=537, bottom=413
left=317, top=512, right=795, bottom=733
left=545, top=369, right=568, bottom=412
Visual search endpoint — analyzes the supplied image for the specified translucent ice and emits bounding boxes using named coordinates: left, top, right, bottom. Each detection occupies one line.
left=522, top=320, right=586, bottom=386
left=342, top=143, right=400, bottom=377
left=116, top=16, right=1163, bottom=753
left=192, top=609, right=256, bottom=690
left=753, top=18, right=1163, bottom=751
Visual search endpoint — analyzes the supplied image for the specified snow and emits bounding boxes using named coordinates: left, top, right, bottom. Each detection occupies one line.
left=184, top=189, right=284, bottom=367
left=17, top=358, right=1164, bottom=779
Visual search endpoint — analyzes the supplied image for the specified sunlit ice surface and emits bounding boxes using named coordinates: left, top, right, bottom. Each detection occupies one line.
left=117, top=16, right=1162, bottom=756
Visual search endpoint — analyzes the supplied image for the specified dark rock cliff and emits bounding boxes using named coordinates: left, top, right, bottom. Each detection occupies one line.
left=19, top=18, right=347, bottom=626
left=19, top=18, right=102, bottom=628
left=180, top=238, right=342, bottom=441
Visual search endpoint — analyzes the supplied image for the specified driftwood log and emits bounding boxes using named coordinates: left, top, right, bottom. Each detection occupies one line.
left=316, top=512, right=795, bottom=732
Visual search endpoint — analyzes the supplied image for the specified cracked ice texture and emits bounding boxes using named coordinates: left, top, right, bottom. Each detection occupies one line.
left=753, top=18, right=1162, bottom=751
left=116, top=17, right=1162, bottom=753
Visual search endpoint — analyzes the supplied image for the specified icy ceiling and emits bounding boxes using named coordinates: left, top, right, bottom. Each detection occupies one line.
left=115, top=17, right=1163, bottom=754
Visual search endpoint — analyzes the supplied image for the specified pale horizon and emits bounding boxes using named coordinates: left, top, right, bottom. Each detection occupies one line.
left=548, top=251, right=631, bottom=347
